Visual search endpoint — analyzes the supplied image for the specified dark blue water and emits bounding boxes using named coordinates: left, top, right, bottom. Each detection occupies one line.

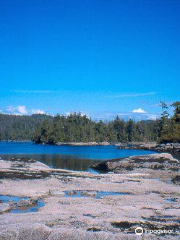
left=0, top=142, right=155, bottom=171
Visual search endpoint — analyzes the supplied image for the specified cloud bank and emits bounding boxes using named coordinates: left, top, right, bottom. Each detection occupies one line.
left=6, top=106, right=45, bottom=115
left=132, top=108, right=147, bottom=113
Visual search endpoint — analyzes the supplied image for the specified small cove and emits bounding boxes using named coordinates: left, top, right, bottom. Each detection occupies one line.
left=0, top=142, right=156, bottom=171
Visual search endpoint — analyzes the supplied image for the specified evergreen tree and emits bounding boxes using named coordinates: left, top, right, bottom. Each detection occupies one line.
left=158, top=102, right=170, bottom=142
left=126, top=119, right=135, bottom=142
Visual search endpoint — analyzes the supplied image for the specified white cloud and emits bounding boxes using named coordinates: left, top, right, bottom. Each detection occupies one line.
left=12, top=90, right=157, bottom=99
left=132, top=108, right=147, bottom=113
left=107, top=92, right=157, bottom=98
left=17, top=106, right=27, bottom=114
left=7, top=105, right=27, bottom=115
left=90, top=110, right=160, bottom=121
left=31, top=109, right=45, bottom=114
left=7, top=106, right=16, bottom=113
left=6, top=106, right=46, bottom=115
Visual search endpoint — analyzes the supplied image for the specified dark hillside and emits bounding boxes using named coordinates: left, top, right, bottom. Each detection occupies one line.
left=0, top=114, right=53, bottom=140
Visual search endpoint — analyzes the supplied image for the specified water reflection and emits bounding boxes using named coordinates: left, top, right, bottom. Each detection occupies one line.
left=0, top=142, right=156, bottom=172
left=1, top=154, right=101, bottom=171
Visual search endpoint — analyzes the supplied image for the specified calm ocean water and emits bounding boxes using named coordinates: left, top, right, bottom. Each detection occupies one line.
left=0, top=142, right=155, bottom=171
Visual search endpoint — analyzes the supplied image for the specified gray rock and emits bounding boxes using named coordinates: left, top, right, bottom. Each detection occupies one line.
left=0, top=203, right=11, bottom=213
left=17, top=199, right=31, bottom=207
left=92, top=153, right=180, bottom=172
left=0, top=230, right=18, bottom=240
left=18, top=225, right=51, bottom=240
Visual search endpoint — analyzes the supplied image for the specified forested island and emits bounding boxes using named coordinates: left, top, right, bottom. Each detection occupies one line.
left=0, top=101, right=179, bottom=144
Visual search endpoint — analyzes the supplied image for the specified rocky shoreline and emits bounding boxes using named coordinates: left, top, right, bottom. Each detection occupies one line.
left=55, top=141, right=111, bottom=146
left=117, top=142, right=180, bottom=153
left=92, top=153, right=180, bottom=174
left=0, top=153, right=180, bottom=239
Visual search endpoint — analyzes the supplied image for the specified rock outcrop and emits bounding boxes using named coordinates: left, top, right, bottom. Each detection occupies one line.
left=92, top=153, right=180, bottom=173
left=56, top=142, right=111, bottom=146
left=117, top=142, right=180, bottom=153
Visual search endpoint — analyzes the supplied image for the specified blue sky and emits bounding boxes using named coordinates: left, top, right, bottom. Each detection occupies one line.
left=0, top=0, right=179, bottom=120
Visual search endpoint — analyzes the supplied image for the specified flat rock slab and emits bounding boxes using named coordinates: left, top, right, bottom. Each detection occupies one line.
left=0, top=154, right=179, bottom=239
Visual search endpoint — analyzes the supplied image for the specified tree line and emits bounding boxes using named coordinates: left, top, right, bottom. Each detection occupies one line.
left=0, top=101, right=179, bottom=143
left=32, top=114, right=159, bottom=144
left=32, top=101, right=180, bottom=144
left=159, top=101, right=180, bottom=143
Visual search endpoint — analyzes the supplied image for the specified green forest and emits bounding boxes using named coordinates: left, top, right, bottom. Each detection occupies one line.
left=32, top=114, right=159, bottom=143
left=0, top=101, right=179, bottom=144
left=159, top=101, right=180, bottom=143
left=0, top=114, right=52, bottom=140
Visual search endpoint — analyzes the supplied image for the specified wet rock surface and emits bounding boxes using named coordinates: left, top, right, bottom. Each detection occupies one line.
left=0, top=154, right=179, bottom=239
